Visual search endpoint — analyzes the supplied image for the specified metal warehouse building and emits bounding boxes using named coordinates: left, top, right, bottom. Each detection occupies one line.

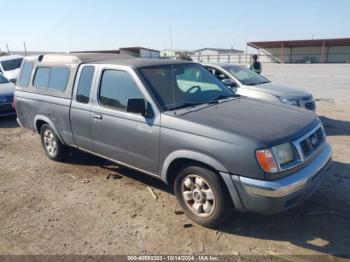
left=248, top=38, right=350, bottom=63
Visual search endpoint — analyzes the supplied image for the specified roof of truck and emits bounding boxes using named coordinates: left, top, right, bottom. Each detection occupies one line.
left=90, top=58, right=193, bottom=67
left=35, top=53, right=193, bottom=67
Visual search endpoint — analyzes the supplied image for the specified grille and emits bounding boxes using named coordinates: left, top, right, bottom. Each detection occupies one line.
left=300, top=140, right=312, bottom=157
left=0, top=95, right=13, bottom=104
left=299, top=127, right=324, bottom=158
left=305, top=101, right=316, bottom=110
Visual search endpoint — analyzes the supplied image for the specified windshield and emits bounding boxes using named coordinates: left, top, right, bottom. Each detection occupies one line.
left=223, top=65, right=270, bottom=86
left=0, top=74, right=9, bottom=84
left=1, top=58, right=23, bottom=71
left=139, top=63, right=234, bottom=110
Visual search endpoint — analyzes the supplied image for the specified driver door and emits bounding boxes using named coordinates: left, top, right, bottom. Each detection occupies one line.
left=90, top=66, right=160, bottom=175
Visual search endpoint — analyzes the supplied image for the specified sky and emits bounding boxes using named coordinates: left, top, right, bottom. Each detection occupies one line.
left=1, top=0, right=350, bottom=52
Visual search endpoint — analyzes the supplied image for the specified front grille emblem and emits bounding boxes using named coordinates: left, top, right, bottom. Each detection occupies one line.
left=310, top=134, right=318, bottom=147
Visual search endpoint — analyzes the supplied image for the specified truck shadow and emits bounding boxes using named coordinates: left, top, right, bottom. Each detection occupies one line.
left=219, top=160, right=350, bottom=258
left=66, top=149, right=173, bottom=194
left=320, top=116, right=350, bottom=136
left=67, top=148, right=350, bottom=257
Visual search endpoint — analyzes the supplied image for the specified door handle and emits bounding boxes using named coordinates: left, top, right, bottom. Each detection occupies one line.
left=93, top=114, right=102, bottom=120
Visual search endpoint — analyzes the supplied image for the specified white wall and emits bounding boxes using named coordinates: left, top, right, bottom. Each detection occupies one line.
left=263, top=46, right=350, bottom=63
left=194, top=50, right=220, bottom=56
left=328, top=46, right=350, bottom=63
left=191, top=54, right=247, bottom=64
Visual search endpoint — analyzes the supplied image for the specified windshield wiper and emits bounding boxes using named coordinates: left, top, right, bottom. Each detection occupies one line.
left=245, top=81, right=270, bottom=86
left=171, top=95, right=235, bottom=110
left=206, top=95, right=235, bottom=103
left=215, top=94, right=234, bottom=100
left=172, top=101, right=206, bottom=110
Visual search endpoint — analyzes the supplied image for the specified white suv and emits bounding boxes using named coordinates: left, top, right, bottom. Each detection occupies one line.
left=0, top=55, right=23, bottom=83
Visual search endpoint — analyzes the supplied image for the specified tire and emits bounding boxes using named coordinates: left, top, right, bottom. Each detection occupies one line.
left=40, top=124, right=67, bottom=162
left=174, top=165, right=233, bottom=228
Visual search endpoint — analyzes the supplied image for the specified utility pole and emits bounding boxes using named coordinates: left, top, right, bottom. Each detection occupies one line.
left=6, top=43, right=10, bottom=54
left=23, top=42, right=28, bottom=56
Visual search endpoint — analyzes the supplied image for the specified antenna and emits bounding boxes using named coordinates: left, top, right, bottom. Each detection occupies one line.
left=169, top=23, right=176, bottom=113
left=170, top=24, right=173, bottom=51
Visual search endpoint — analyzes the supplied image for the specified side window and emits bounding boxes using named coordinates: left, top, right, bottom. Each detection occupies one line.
left=48, top=67, right=70, bottom=91
left=99, top=70, right=143, bottom=111
left=33, top=67, right=50, bottom=88
left=76, top=66, right=95, bottom=103
left=33, top=67, right=70, bottom=91
left=18, top=62, right=34, bottom=87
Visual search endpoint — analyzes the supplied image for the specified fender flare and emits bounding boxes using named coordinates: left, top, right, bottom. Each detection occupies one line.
left=160, top=150, right=229, bottom=184
left=33, top=115, right=65, bottom=145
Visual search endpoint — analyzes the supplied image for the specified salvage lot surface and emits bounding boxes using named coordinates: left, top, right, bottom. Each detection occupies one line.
left=0, top=64, right=350, bottom=257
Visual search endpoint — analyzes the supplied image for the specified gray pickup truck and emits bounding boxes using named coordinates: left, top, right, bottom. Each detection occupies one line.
left=15, top=54, right=332, bottom=227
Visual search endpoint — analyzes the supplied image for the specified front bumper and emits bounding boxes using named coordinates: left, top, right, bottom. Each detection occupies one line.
left=221, top=142, right=332, bottom=214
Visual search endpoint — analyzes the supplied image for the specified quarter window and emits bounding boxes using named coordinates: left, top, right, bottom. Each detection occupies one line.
left=33, top=67, right=70, bottom=91
left=48, top=67, right=70, bottom=91
left=76, top=66, right=95, bottom=103
left=18, top=62, right=34, bottom=87
left=33, top=68, right=50, bottom=88
left=99, top=70, right=143, bottom=110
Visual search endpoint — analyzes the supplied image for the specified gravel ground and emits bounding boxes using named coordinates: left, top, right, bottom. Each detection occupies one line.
left=0, top=64, right=349, bottom=258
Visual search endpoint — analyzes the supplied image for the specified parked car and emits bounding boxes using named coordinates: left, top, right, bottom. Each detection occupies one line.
left=0, top=55, right=23, bottom=83
left=203, top=63, right=316, bottom=111
left=0, top=73, right=15, bottom=117
left=15, top=54, right=332, bottom=227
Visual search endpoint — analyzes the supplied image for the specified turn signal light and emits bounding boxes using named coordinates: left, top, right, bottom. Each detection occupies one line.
left=256, top=149, right=278, bottom=173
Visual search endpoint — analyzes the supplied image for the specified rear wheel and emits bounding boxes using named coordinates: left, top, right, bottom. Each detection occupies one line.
left=174, top=165, right=233, bottom=227
left=40, top=124, right=67, bottom=161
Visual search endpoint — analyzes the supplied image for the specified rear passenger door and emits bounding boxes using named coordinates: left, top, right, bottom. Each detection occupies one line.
left=91, top=65, right=160, bottom=175
left=70, top=65, right=97, bottom=151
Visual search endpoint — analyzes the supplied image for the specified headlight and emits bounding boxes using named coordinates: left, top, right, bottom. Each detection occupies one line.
left=273, top=143, right=294, bottom=165
left=256, top=143, right=295, bottom=173
left=280, top=97, right=299, bottom=106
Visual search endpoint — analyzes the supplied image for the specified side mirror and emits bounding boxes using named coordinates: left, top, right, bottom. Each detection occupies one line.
left=10, top=79, right=17, bottom=85
left=221, top=78, right=237, bottom=88
left=127, top=98, right=146, bottom=116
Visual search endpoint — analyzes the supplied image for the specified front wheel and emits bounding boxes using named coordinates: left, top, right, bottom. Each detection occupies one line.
left=174, top=165, right=233, bottom=227
left=40, top=124, right=68, bottom=161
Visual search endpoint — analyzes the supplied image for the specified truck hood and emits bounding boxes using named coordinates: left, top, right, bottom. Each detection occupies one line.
left=251, top=82, right=312, bottom=99
left=166, top=97, right=318, bottom=146
left=0, top=82, right=15, bottom=95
